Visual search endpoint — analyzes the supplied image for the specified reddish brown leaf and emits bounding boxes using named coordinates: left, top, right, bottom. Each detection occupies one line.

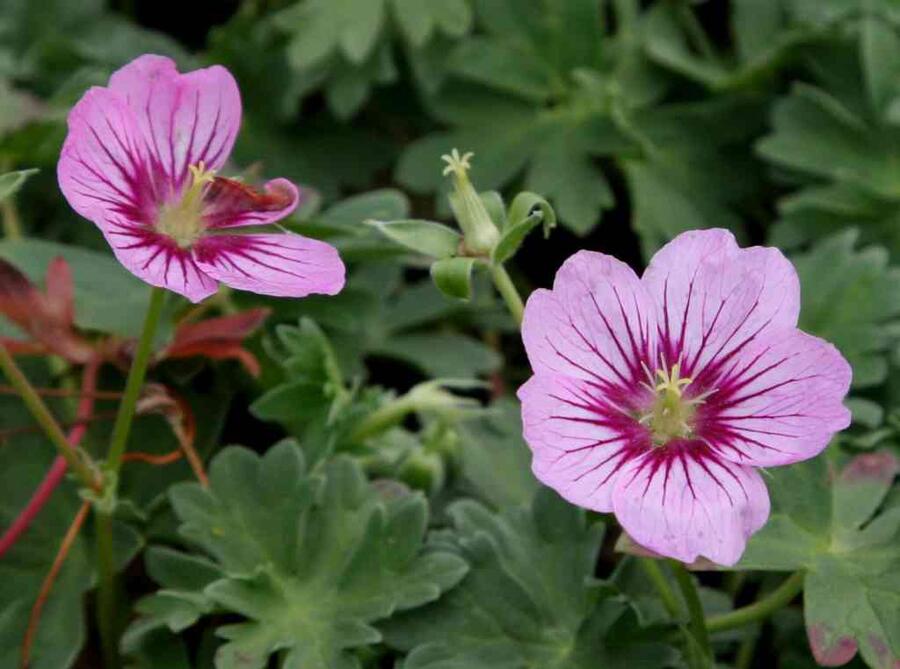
left=808, top=623, right=859, bottom=666
left=839, top=451, right=900, bottom=486
left=136, top=384, right=207, bottom=486
left=160, top=308, right=269, bottom=376
left=0, top=257, right=93, bottom=363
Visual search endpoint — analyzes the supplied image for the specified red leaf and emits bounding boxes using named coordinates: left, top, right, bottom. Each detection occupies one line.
left=0, top=257, right=93, bottom=363
left=160, top=308, right=269, bottom=376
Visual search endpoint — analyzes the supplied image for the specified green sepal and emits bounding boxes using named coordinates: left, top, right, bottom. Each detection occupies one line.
left=366, top=218, right=461, bottom=258
left=492, top=192, right=557, bottom=264
left=430, top=256, right=478, bottom=300
left=479, top=190, right=507, bottom=230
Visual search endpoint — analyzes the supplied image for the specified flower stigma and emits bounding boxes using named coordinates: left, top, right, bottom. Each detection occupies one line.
left=440, top=149, right=500, bottom=255
left=640, top=362, right=707, bottom=446
left=156, top=161, right=216, bottom=248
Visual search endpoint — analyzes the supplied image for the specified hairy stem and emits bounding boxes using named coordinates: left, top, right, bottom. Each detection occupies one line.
left=96, top=286, right=165, bottom=669
left=106, top=286, right=166, bottom=470
left=670, top=561, right=714, bottom=668
left=0, top=344, right=98, bottom=490
left=0, top=357, right=102, bottom=557
left=639, top=558, right=682, bottom=619
left=2, top=199, right=22, bottom=239
left=706, top=571, right=805, bottom=633
left=490, top=264, right=524, bottom=326
left=95, top=510, right=118, bottom=669
left=351, top=395, right=415, bottom=443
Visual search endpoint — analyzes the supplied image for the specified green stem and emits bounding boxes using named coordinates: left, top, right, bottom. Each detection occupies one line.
left=706, top=571, right=805, bottom=633
left=95, top=286, right=165, bottom=669
left=351, top=396, right=415, bottom=442
left=106, top=287, right=165, bottom=470
left=0, top=344, right=98, bottom=489
left=94, top=511, right=118, bottom=669
left=490, top=264, right=524, bottom=326
left=2, top=199, right=22, bottom=239
left=670, top=560, right=714, bottom=667
left=639, top=558, right=682, bottom=619
left=735, top=626, right=760, bottom=669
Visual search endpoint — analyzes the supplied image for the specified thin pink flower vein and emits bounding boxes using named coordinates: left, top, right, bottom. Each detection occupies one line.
left=58, top=54, right=345, bottom=303
left=518, top=229, right=852, bottom=566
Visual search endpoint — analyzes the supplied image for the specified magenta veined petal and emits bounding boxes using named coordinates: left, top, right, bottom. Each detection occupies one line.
left=522, top=251, right=657, bottom=389
left=519, top=228, right=852, bottom=565
left=107, top=54, right=241, bottom=191
left=699, top=330, right=852, bottom=467
left=57, top=54, right=346, bottom=303
left=99, top=213, right=219, bottom=303
left=612, top=444, right=770, bottom=566
left=193, top=233, right=346, bottom=298
left=642, top=229, right=801, bottom=379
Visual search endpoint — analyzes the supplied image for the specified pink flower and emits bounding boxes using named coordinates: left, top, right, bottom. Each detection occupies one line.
left=57, top=54, right=345, bottom=303
left=518, top=229, right=851, bottom=566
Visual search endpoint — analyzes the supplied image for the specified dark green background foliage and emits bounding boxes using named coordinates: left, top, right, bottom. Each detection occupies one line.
left=1, top=1, right=900, bottom=668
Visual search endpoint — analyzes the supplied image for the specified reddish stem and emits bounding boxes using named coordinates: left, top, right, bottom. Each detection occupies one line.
left=20, top=500, right=90, bottom=669
left=122, top=449, right=183, bottom=466
left=0, top=358, right=101, bottom=558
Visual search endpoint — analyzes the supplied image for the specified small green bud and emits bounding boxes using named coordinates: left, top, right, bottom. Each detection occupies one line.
left=441, top=149, right=500, bottom=256
left=399, top=448, right=446, bottom=494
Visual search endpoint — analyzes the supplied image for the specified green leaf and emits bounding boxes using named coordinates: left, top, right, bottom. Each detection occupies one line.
left=366, top=219, right=462, bottom=258
left=133, top=442, right=467, bottom=669
left=430, top=257, right=477, bottom=300
left=0, top=387, right=142, bottom=669
left=373, top=332, right=501, bottom=378
left=383, top=488, right=677, bottom=669
left=392, top=0, right=472, bottom=47
left=738, top=451, right=900, bottom=669
left=758, top=83, right=899, bottom=199
left=455, top=399, right=538, bottom=509
left=861, top=14, right=900, bottom=117
left=791, top=231, right=900, bottom=388
left=395, top=0, right=641, bottom=235
left=0, top=168, right=37, bottom=203
left=492, top=191, right=556, bottom=263
left=0, top=238, right=151, bottom=337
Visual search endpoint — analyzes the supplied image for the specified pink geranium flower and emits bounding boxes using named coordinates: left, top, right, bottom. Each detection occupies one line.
left=58, top=54, right=345, bottom=303
left=518, top=229, right=851, bottom=566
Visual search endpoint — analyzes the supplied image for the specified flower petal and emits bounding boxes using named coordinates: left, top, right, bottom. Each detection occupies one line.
left=202, top=177, right=301, bottom=229
left=642, top=229, right=800, bottom=378
left=522, top=251, right=657, bottom=394
left=518, top=374, right=648, bottom=512
left=698, top=330, right=852, bottom=467
left=108, top=54, right=241, bottom=193
left=612, top=443, right=770, bottom=566
left=102, top=213, right=218, bottom=303
left=192, top=233, right=345, bottom=298
left=58, top=86, right=154, bottom=227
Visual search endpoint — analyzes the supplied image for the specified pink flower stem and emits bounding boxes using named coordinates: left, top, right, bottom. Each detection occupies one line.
left=0, top=356, right=102, bottom=557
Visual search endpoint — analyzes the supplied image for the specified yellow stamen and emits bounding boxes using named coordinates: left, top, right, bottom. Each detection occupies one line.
left=642, top=362, right=706, bottom=447
left=157, top=162, right=216, bottom=249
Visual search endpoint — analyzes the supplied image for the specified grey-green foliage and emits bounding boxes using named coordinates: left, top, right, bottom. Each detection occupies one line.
left=274, top=0, right=472, bottom=118
left=126, top=442, right=468, bottom=669
left=760, top=32, right=900, bottom=257
left=0, top=382, right=141, bottom=669
left=738, top=451, right=900, bottom=669
left=382, top=488, right=678, bottom=669
left=792, top=230, right=900, bottom=389
left=395, top=0, right=766, bottom=248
